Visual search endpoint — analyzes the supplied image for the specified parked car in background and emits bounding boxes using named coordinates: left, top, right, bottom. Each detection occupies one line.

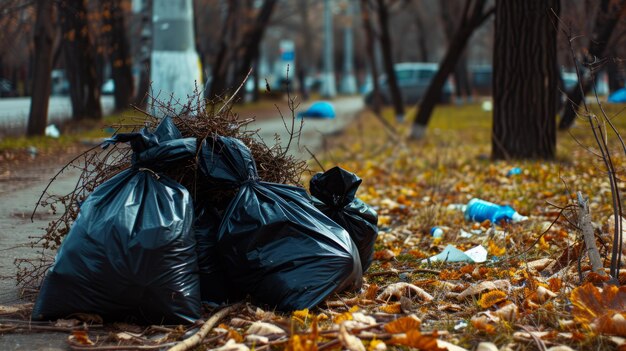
left=364, top=62, right=453, bottom=106
left=469, top=65, right=492, bottom=96
left=0, top=78, right=18, bottom=97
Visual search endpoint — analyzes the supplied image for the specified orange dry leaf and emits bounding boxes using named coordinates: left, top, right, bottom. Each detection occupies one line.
left=363, top=284, right=379, bottom=300
left=384, top=316, right=421, bottom=333
left=380, top=303, right=402, bottom=314
left=470, top=314, right=498, bottom=334
left=477, top=290, right=507, bottom=309
left=571, top=283, right=626, bottom=336
left=389, top=330, right=445, bottom=351
left=487, top=241, right=506, bottom=256
left=68, top=330, right=94, bottom=346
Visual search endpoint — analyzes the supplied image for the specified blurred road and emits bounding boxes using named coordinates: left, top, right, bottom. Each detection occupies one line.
left=0, top=96, right=115, bottom=132
left=0, top=96, right=363, bottom=350
left=250, top=96, right=364, bottom=157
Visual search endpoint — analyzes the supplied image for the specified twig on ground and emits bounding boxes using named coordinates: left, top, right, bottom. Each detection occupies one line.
left=167, top=303, right=241, bottom=351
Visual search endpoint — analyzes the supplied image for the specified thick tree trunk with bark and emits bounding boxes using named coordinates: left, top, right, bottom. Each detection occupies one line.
left=27, top=0, right=55, bottom=136
left=134, top=0, right=152, bottom=106
left=492, top=0, right=560, bottom=160
left=232, top=0, right=277, bottom=102
left=410, top=0, right=492, bottom=139
left=209, top=0, right=238, bottom=100
left=559, top=0, right=626, bottom=130
left=375, top=0, right=404, bottom=120
left=361, top=0, right=381, bottom=115
left=102, top=0, right=134, bottom=111
left=59, top=0, right=102, bottom=121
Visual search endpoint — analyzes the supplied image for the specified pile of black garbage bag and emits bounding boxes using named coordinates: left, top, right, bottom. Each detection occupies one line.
left=32, top=117, right=378, bottom=324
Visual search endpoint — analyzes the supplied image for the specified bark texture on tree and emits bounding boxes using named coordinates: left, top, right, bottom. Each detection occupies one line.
left=410, top=0, right=492, bottom=140
left=102, top=0, right=134, bottom=111
left=559, top=0, right=626, bottom=130
left=375, top=0, right=404, bottom=120
left=492, top=0, right=560, bottom=160
left=209, top=0, right=239, bottom=100
left=59, top=0, right=102, bottom=121
left=361, top=0, right=381, bottom=115
left=27, top=0, right=55, bottom=136
left=134, top=0, right=152, bottom=106
left=232, top=0, right=277, bottom=102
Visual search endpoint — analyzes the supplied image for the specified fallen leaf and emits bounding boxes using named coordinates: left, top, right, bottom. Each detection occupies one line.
left=384, top=316, right=421, bottom=333
left=68, top=330, right=94, bottom=346
left=389, top=330, right=445, bottom=350
left=339, top=323, right=366, bottom=351
left=571, top=283, right=626, bottom=336
left=377, top=282, right=434, bottom=302
left=246, top=321, right=286, bottom=336
left=470, top=313, right=498, bottom=334
left=494, top=303, right=518, bottom=322
left=536, top=285, right=558, bottom=304
left=457, top=280, right=511, bottom=301
left=363, top=284, right=380, bottom=299
left=380, top=303, right=402, bottom=314
left=477, top=290, right=507, bottom=309
left=215, top=339, right=250, bottom=351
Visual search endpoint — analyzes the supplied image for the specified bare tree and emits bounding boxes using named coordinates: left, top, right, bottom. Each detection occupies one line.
left=232, top=0, right=278, bottom=102
left=492, top=0, right=560, bottom=160
left=409, top=0, right=493, bottom=140
left=59, top=0, right=102, bottom=121
left=373, top=0, right=404, bottom=120
left=102, top=0, right=134, bottom=112
left=208, top=0, right=239, bottom=100
left=558, top=0, right=626, bottom=130
left=361, top=0, right=381, bottom=115
left=134, top=0, right=152, bottom=106
left=27, top=0, right=55, bottom=136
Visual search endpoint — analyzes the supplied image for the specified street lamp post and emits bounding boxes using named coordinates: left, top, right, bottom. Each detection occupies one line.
left=340, top=0, right=357, bottom=95
left=320, top=0, right=336, bottom=98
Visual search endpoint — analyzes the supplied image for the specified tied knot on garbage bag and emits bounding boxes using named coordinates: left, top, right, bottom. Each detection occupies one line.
left=310, top=166, right=379, bottom=272
left=198, top=136, right=363, bottom=311
left=32, top=116, right=201, bottom=325
left=103, top=116, right=196, bottom=171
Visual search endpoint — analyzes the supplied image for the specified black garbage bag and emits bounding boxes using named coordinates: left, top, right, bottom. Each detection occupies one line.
left=32, top=117, right=201, bottom=324
left=309, top=166, right=379, bottom=272
left=198, top=136, right=362, bottom=311
left=194, top=203, right=228, bottom=304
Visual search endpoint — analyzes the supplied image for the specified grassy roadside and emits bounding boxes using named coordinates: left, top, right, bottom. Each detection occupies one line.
left=302, top=101, right=626, bottom=349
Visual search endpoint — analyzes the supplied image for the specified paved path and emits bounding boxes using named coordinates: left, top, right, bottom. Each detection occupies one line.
left=0, top=96, right=364, bottom=350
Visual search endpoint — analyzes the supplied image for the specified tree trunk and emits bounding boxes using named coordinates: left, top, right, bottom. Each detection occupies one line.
left=134, top=0, right=152, bottom=106
left=375, top=0, right=404, bottom=120
left=413, top=6, right=429, bottom=62
left=59, top=0, right=102, bottom=121
left=27, top=0, right=55, bottom=136
left=232, top=0, right=277, bottom=102
left=102, top=0, right=134, bottom=111
left=558, top=0, right=626, bottom=130
left=492, top=0, right=560, bottom=160
left=361, top=0, right=381, bottom=115
left=410, top=0, right=492, bottom=140
left=209, top=0, right=238, bottom=100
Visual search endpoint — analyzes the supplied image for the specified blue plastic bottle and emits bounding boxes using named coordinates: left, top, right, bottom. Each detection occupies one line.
left=463, top=198, right=527, bottom=223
